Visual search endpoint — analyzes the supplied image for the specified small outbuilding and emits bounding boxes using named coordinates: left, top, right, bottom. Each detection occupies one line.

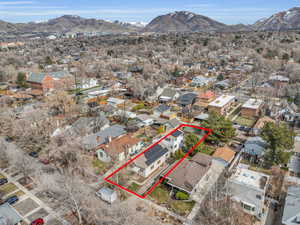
left=96, top=187, right=117, bottom=204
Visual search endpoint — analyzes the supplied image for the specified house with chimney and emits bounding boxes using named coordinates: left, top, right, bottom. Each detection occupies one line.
left=96, top=134, right=142, bottom=162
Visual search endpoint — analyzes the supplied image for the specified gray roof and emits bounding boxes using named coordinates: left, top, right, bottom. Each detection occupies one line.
left=83, top=124, right=126, bottom=150
left=288, top=153, right=300, bottom=173
left=98, top=187, right=116, bottom=196
left=166, top=118, right=181, bottom=128
left=160, top=88, right=177, bottom=98
left=177, top=93, right=197, bottom=106
left=155, top=104, right=170, bottom=113
left=0, top=203, right=22, bottom=225
left=27, top=71, right=69, bottom=84
left=282, top=186, right=300, bottom=225
left=242, top=137, right=267, bottom=157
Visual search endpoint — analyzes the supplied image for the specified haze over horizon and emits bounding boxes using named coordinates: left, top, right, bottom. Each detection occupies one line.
left=0, top=0, right=299, bottom=25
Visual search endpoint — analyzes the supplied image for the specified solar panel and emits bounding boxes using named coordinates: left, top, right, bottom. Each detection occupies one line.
left=144, top=144, right=168, bottom=166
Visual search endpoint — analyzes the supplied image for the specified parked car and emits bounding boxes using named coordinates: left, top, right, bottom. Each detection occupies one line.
left=29, top=152, right=38, bottom=158
left=5, top=195, right=18, bottom=205
left=39, top=159, right=50, bottom=165
left=0, top=178, right=8, bottom=186
left=30, top=218, right=45, bottom=225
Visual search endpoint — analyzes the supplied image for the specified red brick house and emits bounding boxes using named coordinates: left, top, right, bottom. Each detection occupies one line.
left=26, top=71, right=74, bottom=92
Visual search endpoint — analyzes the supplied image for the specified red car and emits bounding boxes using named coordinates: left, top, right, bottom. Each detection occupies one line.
left=30, top=218, right=44, bottom=225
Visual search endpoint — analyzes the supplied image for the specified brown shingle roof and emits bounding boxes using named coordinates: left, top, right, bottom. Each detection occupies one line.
left=99, top=134, right=140, bottom=157
left=166, top=153, right=213, bottom=193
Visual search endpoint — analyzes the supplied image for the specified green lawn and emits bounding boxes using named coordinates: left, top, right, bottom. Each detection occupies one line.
left=127, top=182, right=141, bottom=192
left=0, top=183, right=18, bottom=195
left=170, top=200, right=195, bottom=216
left=234, top=116, right=256, bottom=127
left=149, top=186, right=169, bottom=204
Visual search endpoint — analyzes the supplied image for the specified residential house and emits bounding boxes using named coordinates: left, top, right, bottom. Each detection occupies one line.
left=163, top=153, right=213, bottom=194
left=288, top=152, right=300, bottom=178
left=177, top=93, right=198, bottom=107
left=159, top=88, right=179, bottom=103
left=190, top=76, right=215, bottom=87
left=153, top=104, right=171, bottom=117
left=136, top=114, right=154, bottom=127
left=82, top=124, right=126, bottom=150
left=269, top=75, right=289, bottom=88
left=198, top=90, right=216, bottom=103
left=26, top=71, right=74, bottom=92
left=227, top=166, right=269, bottom=219
left=208, top=95, right=236, bottom=116
left=241, top=136, right=268, bottom=162
left=214, top=79, right=231, bottom=89
left=107, top=97, right=125, bottom=106
left=132, top=144, right=169, bottom=177
left=96, top=187, right=117, bottom=204
left=241, top=98, right=264, bottom=118
left=213, top=146, right=236, bottom=165
left=194, top=113, right=209, bottom=122
left=0, top=203, right=22, bottom=225
left=164, top=118, right=182, bottom=131
left=97, top=134, right=142, bottom=162
left=78, top=78, right=98, bottom=89
left=161, top=130, right=184, bottom=153
left=282, top=186, right=300, bottom=225
left=161, top=111, right=177, bottom=120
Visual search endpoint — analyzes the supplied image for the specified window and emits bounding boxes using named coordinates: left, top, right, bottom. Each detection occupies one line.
left=241, top=202, right=255, bottom=212
left=99, top=151, right=104, bottom=158
left=256, top=195, right=261, bottom=200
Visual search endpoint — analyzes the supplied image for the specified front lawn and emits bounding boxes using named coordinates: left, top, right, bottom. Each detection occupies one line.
left=170, top=200, right=195, bottom=216
left=234, top=116, right=256, bottom=127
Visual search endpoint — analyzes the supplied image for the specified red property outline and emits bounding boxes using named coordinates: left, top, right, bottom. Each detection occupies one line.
left=104, top=124, right=212, bottom=199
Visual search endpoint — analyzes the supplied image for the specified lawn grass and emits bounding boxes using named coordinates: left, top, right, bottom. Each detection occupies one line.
left=127, top=182, right=141, bottom=192
left=234, top=116, right=256, bottom=127
left=149, top=186, right=169, bottom=204
left=170, top=200, right=195, bottom=216
left=0, top=183, right=18, bottom=195
left=92, top=159, right=108, bottom=175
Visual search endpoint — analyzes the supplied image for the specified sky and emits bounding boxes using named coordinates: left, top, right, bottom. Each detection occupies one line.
left=0, top=0, right=299, bottom=24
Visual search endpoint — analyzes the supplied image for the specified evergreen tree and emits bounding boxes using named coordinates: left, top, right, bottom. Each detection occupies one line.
left=261, top=122, right=295, bottom=167
left=295, top=92, right=300, bottom=107
left=16, top=72, right=27, bottom=88
left=202, top=112, right=236, bottom=144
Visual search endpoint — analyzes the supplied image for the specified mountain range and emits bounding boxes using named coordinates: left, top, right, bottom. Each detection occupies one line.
left=0, top=7, right=300, bottom=34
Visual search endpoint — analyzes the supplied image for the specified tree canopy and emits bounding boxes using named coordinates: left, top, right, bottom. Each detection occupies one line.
left=202, top=112, right=236, bottom=144
left=261, top=122, right=295, bottom=166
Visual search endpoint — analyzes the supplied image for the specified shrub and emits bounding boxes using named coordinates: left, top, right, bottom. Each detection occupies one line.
left=176, top=191, right=189, bottom=200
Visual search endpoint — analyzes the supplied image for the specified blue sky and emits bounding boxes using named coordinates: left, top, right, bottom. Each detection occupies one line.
left=0, top=0, right=299, bottom=24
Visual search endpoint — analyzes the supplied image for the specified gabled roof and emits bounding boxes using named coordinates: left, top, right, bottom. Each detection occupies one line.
left=199, top=90, right=215, bottom=100
left=155, top=104, right=170, bottom=113
left=27, top=71, right=69, bottom=84
left=134, top=144, right=168, bottom=168
left=177, top=93, right=197, bottom=105
left=83, top=124, right=126, bottom=149
left=99, top=134, right=141, bottom=157
left=165, top=153, right=213, bottom=193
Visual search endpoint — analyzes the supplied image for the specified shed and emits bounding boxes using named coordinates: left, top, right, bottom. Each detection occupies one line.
left=96, top=187, right=117, bottom=204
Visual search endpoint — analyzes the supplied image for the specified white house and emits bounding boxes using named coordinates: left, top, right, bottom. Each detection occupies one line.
left=96, top=134, right=142, bottom=162
left=161, top=130, right=184, bottom=153
left=78, top=78, right=98, bottom=89
left=132, top=144, right=170, bottom=178
left=96, top=187, right=117, bottom=204
left=136, top=114, right=154, bottom=127
left=227, top=166, right=269, bottom=219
